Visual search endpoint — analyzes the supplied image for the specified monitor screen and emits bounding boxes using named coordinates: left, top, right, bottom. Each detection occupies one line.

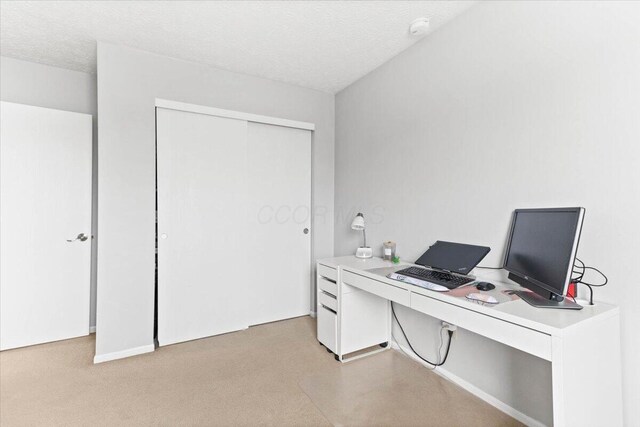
left=504, top=208, right=584, bottom=296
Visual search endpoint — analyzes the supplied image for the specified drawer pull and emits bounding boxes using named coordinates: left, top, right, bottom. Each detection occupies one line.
left=321, top=290, right=337, bottom=299
left=321, top=304, right=337, bottom=315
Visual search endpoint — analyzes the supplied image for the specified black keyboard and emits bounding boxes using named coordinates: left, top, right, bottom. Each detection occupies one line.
left=395, top=266, right=474, bottom=289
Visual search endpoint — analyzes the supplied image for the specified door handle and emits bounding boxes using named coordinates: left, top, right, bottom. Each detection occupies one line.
left=66, top=233, right=89, bottom=242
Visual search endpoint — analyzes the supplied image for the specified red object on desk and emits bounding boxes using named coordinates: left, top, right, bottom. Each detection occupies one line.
left=566, top=282, right=577, bottom=298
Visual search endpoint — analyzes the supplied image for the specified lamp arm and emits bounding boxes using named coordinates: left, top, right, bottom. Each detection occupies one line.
left=362, top=229, right=367, bottom=248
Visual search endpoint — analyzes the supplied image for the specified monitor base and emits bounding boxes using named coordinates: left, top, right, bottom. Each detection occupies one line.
left=515, top=291, right=583, bottom=310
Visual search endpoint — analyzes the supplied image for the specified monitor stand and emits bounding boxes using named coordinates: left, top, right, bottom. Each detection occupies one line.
left=514, top=291, right=583, bottom=310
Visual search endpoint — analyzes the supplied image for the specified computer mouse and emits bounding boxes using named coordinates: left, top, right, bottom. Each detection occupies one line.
left=476, top=282, right=495, bottom=291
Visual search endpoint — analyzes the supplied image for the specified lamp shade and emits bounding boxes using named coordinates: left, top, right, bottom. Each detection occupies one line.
left=351, top=213, right=365, bottom=230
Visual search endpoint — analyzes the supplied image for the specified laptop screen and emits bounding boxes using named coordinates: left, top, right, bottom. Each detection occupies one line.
left=415, top=241, right=491, bottom=275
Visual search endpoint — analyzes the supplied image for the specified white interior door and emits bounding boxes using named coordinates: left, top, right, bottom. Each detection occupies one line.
left=157, top=108, right=248, bottom=346
left=247, top=122, right=311, bottom=326
left=0, top=101, right=92, bottom=351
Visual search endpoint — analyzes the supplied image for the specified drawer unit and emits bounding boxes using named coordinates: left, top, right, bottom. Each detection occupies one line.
left=318, top=276, right=338, bottom=297
left=318, top=264, right=337, bottom=282
left=317, top=304, right=337, bottom=353
left=316, top=258, right=396, bottom=362
left=318, top=290, right=338, bottom=312
left=342, top=270, right=410, bottom=306
left=410, top=292, right=552, bottom=361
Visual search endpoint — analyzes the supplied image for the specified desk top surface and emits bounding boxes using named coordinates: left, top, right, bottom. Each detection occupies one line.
left=318, top=256, right=618, bottom=335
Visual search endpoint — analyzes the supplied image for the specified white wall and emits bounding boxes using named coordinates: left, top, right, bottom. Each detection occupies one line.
left=96, top=43, right=335, bottom=360
left=0, top=56, right=99, bottom=331
left=335, top=1, right=640, bottom=425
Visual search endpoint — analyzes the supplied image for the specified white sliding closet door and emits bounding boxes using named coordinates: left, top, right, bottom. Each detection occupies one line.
left=247, top=122, right=311, bottom=326
left=0, top=102, right=92, bottom=350
left=157, top=108, right=248, bottom=346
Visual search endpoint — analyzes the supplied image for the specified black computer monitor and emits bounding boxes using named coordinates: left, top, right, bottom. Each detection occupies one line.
left=503, top=207, right=585, bottom=309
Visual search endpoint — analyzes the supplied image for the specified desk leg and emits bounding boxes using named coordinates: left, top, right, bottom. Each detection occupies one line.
left=551, top=312, right=622, bottom=427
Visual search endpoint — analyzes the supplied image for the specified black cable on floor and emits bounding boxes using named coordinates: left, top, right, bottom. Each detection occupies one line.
left=391, top=302, right=453, bottom=367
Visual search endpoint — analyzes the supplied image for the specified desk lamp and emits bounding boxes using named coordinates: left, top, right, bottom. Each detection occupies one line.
left=351, top=213, right=372, bottom=259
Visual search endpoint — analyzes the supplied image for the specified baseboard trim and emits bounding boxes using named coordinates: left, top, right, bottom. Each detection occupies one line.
left=89, top=326, right=96, bottom=334
left=93, top=344, right=155, bottom=364
left=309, top=310, right=317, bottom=318
left=390, top=342, right=547, bottom=427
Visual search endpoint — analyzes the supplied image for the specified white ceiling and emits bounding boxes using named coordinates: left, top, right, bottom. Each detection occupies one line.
left=0, top=1, right=475, bottom=93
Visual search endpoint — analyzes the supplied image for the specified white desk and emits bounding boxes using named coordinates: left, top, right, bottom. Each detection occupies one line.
left=316, top=256, right=622, bottom=427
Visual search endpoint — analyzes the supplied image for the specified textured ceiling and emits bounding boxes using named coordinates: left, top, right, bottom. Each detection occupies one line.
left=0, top=1, right=475, bottom=93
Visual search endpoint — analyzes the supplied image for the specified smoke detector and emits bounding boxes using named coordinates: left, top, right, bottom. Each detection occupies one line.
left=409, top=18, right=430, bottom=37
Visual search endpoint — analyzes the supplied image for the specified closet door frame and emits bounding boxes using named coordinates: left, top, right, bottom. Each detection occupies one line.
left=154, top=98, right=317, bottom=332
left=155, top=99, right=315, bottom=132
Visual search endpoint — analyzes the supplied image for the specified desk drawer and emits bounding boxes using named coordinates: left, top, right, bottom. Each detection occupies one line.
left=342, top=270, right=410, bottom=306
left=410, top=292, right=552, bottom=361
left=318, top=276, right=338, bottom=297
left=319, top=291, right=338, bottom=312
left=318, top=264, right=337, bottom=282
left=317, top=305, right=337, bottom=353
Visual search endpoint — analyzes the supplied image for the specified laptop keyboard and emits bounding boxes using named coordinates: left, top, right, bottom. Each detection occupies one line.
left=395, top=266, right=474, bottom=289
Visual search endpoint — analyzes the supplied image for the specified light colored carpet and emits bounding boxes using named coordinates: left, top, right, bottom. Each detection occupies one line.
left=0, top=316, right=522, bottom=426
